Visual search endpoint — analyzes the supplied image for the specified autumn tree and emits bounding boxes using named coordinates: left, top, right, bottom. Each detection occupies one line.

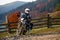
left=8, top=11, right=21, bottom=28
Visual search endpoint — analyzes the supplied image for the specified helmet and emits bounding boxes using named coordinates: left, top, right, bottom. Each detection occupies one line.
left=25, top=8, right=30, bottom=13
left=25, top=8, right=30, bottom=11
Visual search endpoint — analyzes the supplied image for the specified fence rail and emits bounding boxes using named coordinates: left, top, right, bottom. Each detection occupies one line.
left=0, top=15, right=60, bottom=33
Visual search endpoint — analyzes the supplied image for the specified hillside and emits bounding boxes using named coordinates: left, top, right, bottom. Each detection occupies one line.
left=50, top=11, right=60, bottom=18
left=0, top=1, right=26, bottom=23
left=0, top=0, right=60, bottom=23
left=0, top=1, right=26, bottom=14
left=9, top=0, right=59, bottom=18
left=54, top=3, right=60, bottom=11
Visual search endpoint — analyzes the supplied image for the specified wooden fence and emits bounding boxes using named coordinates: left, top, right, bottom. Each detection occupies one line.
left=0, top=15, right=60, bottom=33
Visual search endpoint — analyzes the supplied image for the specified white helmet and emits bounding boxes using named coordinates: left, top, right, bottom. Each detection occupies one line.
left=25, top=8, right=30, bottom=11
left=25, top=8, right=30, bottom=13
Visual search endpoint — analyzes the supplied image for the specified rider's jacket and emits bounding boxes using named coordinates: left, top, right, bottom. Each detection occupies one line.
left=20, top=13, right=32, bottom=23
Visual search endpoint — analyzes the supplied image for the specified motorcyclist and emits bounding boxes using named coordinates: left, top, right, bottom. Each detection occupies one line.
left=20, top=8, right=33, bottom=32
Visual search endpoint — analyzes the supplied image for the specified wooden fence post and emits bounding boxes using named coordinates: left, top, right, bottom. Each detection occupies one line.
left=47, top=13, right=52, bottom=28
left=6, top=15, right=11, bottom=33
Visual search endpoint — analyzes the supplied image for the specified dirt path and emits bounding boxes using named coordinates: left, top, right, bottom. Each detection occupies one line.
left=18, top=34, right=60, bottom=40
left=0, top=33, right=60, bottom=40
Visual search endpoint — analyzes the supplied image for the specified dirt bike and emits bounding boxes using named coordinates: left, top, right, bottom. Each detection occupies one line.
left=16, top=18, right=33, bottom=35
left=16, top=21, right=27, bottom=35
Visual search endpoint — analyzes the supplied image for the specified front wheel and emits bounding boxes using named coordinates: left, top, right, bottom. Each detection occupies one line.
left=19, top=24, right=27, bottom=35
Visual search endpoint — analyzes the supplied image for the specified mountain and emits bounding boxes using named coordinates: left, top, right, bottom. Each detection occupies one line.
left=7, top=0, right=60, bottom=24
left=0, top=1, right=27, bottom=23
left=0, top=1, right=26, bottom=14
left=14, top=0, right=60, bottom=18
left=17, top=0, right=60, bottom=12
left=0, top=0, right=60, bottom=23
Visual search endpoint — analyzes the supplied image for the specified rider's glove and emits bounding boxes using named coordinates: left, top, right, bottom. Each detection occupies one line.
left=21, top=18, right=24, bottom=22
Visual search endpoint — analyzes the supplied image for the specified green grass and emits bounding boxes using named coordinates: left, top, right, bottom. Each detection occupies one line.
left=26, top=26, right=60, bottom=35
left=0, top=32, right=16, bottom=38
left=0, top=26, right=60, bottom=38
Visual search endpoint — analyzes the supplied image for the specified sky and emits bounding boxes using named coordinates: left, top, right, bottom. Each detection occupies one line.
left=0, top=0, right=36, bottom=5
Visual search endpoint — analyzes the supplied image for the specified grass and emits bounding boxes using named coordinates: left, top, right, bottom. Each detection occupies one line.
left=0, top=25, right=60, bottom=38
left=0, top=26, right=60, bottom=38
left=0, top=18, right=60, bottom=38
left=0, top=32, right=16, bottom=38
left=26, top=26, right=60, bottom=35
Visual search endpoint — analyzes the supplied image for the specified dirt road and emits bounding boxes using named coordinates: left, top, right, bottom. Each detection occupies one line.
left=0, top=34, right=60, bottom=40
